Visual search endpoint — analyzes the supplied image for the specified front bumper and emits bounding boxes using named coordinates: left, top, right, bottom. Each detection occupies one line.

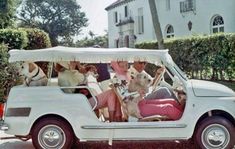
left=0, top=120, right=9, bottom=131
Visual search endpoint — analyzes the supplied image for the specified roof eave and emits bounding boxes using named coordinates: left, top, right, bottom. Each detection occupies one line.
left=105, top=0, right=135, bottom=11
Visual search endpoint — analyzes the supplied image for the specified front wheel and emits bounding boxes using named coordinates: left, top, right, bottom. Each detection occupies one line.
left=195, top=116, right=235, bottom=149
left=32, top=117, right=74, bottom=149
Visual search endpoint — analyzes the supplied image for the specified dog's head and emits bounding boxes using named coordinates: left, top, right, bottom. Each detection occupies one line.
left=85, top=65, right=99, bottom=78
left=17, top=62, right=37, bottom=77
left=134, top=73, right=152, bottom=88
left=128, top=73, right=152, bottom=93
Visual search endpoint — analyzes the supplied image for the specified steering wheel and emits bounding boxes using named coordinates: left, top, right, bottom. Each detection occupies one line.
left=151, top=67, right=165, bottom=92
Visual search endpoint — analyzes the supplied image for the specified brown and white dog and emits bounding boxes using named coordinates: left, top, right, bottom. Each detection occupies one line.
left=18, top=62, right=48, bottom=86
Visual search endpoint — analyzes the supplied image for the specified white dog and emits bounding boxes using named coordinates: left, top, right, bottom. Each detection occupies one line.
left=111, top=73, right=152, bottom=119
left=18, top=62, right=48, bottom=86
left=124, top=73, right=152, bottom=118
left=128, top=73, right=152, bottom=93
left=57, top=64, right=98, bottom=93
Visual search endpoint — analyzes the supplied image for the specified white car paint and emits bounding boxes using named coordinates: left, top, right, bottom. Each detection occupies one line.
left=1, top=47, right=235, bottom=148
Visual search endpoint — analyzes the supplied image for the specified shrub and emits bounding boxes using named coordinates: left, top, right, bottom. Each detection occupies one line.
left=135, top=33, right=235, bottom=81
left=19, top=28, right=51, bottom=75
left=21, top=28, right=51, bottom=50
left=0, top=44, right=19, bottom=103
left=0, top=29, right=28, bottom=50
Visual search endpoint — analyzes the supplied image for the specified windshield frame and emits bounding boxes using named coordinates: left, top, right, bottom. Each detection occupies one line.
left=172, top=62, right=188, bottom=81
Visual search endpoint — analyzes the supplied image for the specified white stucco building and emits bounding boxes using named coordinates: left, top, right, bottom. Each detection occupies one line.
left=105, top=0, right=235, bottom=48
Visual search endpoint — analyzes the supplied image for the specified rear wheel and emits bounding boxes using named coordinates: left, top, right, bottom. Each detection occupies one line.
left=195, top=116, right=235, bottom=149
left=32, top=117, right=74, bottom=149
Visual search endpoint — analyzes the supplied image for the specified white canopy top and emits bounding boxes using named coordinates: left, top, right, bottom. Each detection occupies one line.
left=9, top=46, right=172, bottom=64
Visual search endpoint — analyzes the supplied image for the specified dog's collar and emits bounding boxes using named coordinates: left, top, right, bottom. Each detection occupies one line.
left=25, top=76, right=47, bottom=86
left=32, top=67, right=40, bottom=79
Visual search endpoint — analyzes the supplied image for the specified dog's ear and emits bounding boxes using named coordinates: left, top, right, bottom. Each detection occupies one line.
left=28, top=63, right=36, bottom=73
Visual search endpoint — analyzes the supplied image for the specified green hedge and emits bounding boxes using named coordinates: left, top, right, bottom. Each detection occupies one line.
left=135, top=33, right=235, bottom=81
left=0, top=28, right=52, bottom=50
left=0, top=29, right=28, bottom=49
left=0, top=43, right=19, bottom=102
left=22, top=28, right=51, bottom=50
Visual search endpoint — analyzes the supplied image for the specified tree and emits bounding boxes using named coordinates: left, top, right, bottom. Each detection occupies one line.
left=0, top=0, right=8, bottom=12
left=18, top=0, right=88, bottom=46
left=59, top=36, right=75, bottom=47
left=0, top=0, right=18, bottom=29
left=148, top=0, right=164, bottom=49
left=88, top=30, right=95, bottom=39
left=75, top=34, right=108, bottom=48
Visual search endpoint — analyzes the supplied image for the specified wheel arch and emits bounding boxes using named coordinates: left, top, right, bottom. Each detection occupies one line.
left=196, top=110, right=235, bottom=126
left=194, top=109, right=235, bottom=134
left=30, top=114, right=75, bottom=137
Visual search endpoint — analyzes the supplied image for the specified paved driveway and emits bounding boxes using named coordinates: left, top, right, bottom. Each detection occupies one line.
left=0, top=131, right=34, bottom=149
left=0, top=131, right=198, bottom=149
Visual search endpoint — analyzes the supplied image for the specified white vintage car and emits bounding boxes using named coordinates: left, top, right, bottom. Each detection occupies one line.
left=1, top=46, right=235, bottom=149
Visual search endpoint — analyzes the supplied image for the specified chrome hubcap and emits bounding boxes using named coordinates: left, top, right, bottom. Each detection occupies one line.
left=38, top=125, right=66, bottom=149
left=202, top=124, right=230, bottom=148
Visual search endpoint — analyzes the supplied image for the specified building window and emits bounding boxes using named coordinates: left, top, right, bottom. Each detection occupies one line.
left=124, top=6, right=128, bottom=17
left=211, top=15, right=224, bottom=33
left=166, top=25, right=174, bottom=38
left=137, top=8, right=144, bottom=34
left=180, top=0, right=195, bottom=13
left=166, top=0, right=170, bottom=11
left=114, top=11, right=118, bottom=23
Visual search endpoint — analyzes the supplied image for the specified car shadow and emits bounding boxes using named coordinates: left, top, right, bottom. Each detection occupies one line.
left=0, top=140, right=34, bottom=149
left=74, top=140, right=199, bottom=149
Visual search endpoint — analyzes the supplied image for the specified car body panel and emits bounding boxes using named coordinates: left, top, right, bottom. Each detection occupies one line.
left=191, top=80, right=235, bottom=97
left=3, top=82, right=235, bottom=142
